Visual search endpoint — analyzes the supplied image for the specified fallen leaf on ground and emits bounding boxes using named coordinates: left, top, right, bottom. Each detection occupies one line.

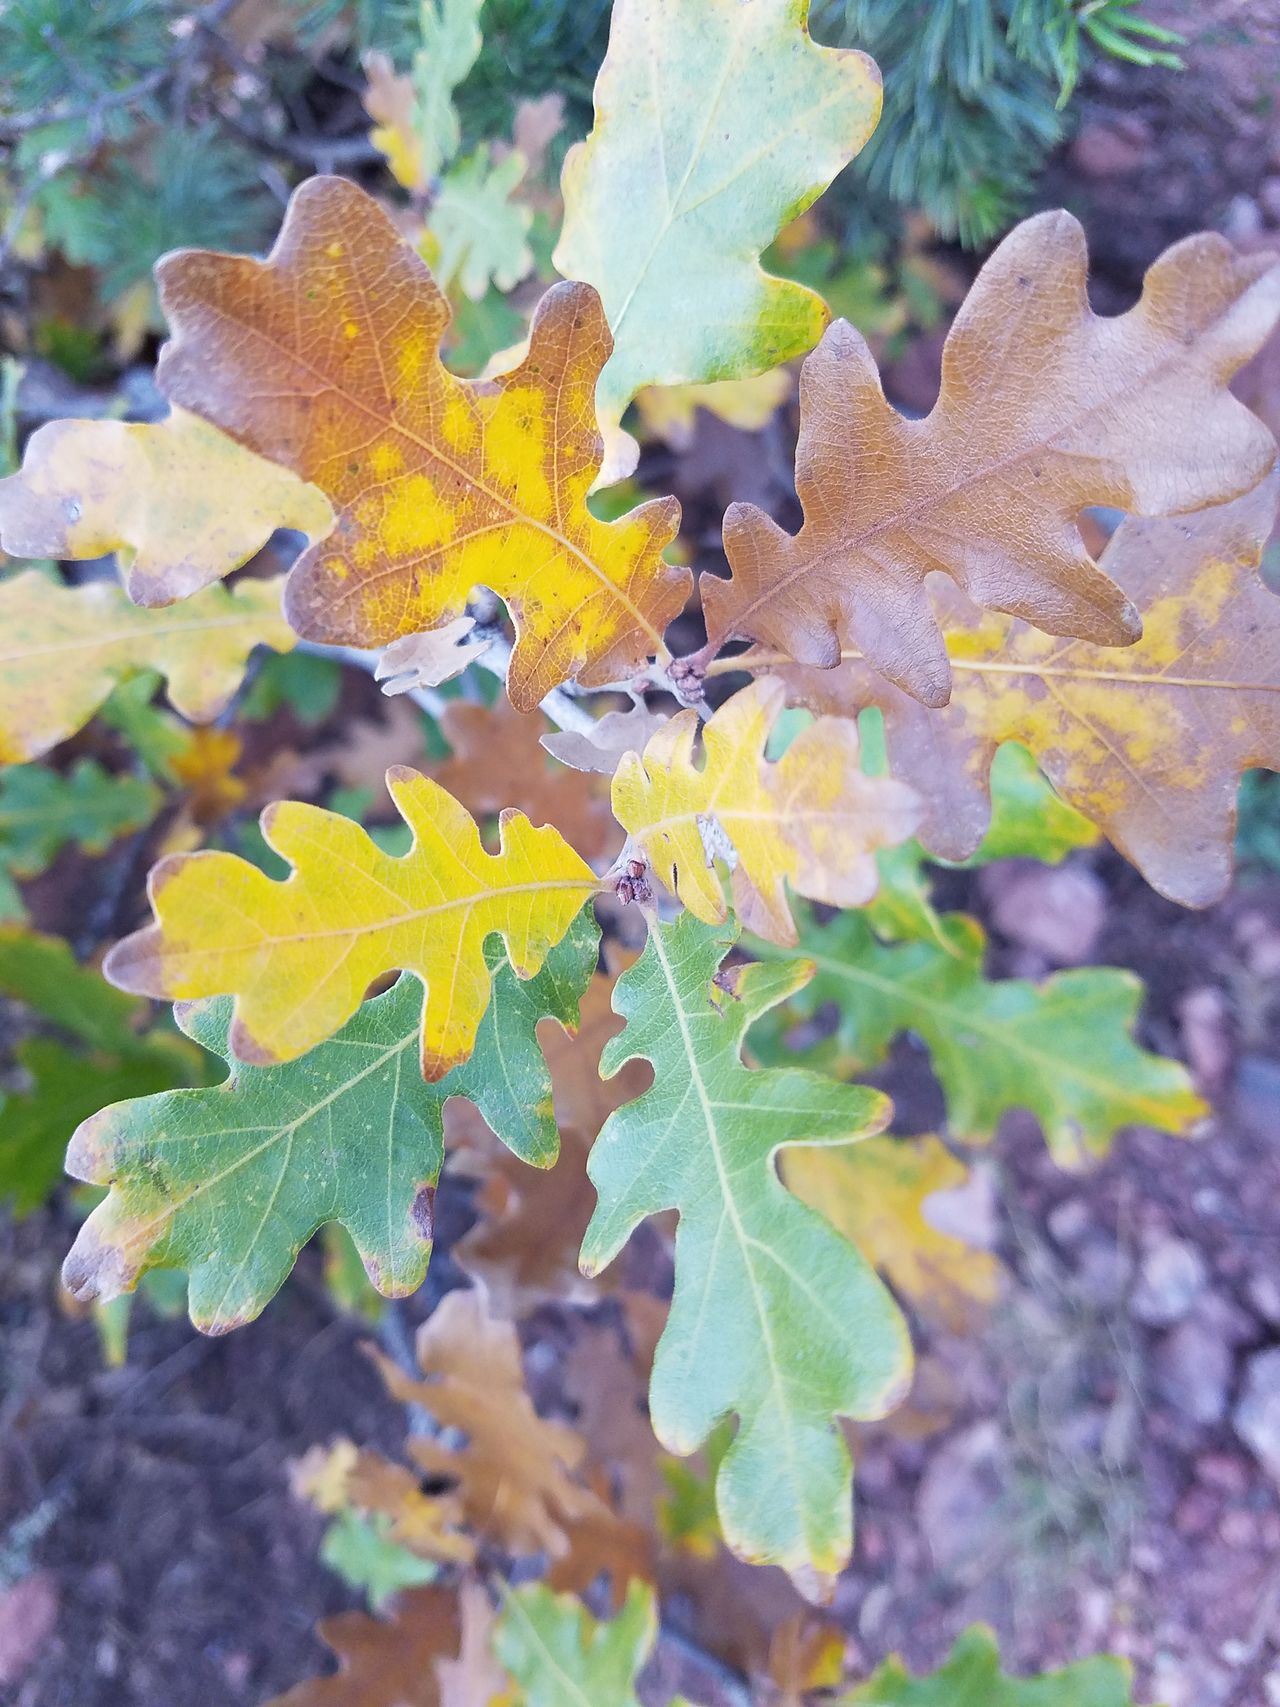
left=432, top=697, right=620, bottom=865
left=266, top=1586, right=461, bottom=1707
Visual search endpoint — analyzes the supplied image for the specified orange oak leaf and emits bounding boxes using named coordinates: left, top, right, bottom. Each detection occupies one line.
left=266, top=1585, right=461, bottom=1707
left=611, top=676, right=920, bottom=943
left=103, top=768, right=599, bottom=1077
left=367, top=1286, right=639, bottom=1585
left=704, top=212, right=1280, bottom=706
left=0, top=408, right=333, bottom=605
left=153, top=175, right=687, bottom=710
left=750, top=473, right=1280, bottom=907
left=431, top=697, right=622, bottom=867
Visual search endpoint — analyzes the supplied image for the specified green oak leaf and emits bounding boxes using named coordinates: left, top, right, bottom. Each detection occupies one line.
left=759, top=908, right=1205, bottom=1166
left=0, top=927, right=202, bottom=1216
left=493, top=1583, right=656, bottom=1707
left=62, top=909, right=599, bottom=1332
left=429, top=147, right=534, bottom=302
left=0, top=758, right=161, bottom=877
left=320, top=1510, right=438, bottom=1612
left=580, top=910, right=910, bottom=1585
left=412, top=0, right=484, bottom=183
left=844, top=1624, right=1147, bottom=1706
left=857, top=720, right=1100, bottom=948
left=554, top=0, right=883, bottom=479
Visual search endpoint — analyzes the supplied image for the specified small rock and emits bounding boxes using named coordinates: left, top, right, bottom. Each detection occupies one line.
left=1178, top=985, right=1232, bottom=1090
left=1070, top=117, right=1151, bottom=177
left=1075, top=1240, right=1133, bottom=1309
left=1247, top=1272, right=1280, bottom=1328
left=1173, top=1486, right=1219, bottom=1538
left=916, top=1421, right=1006, bottom=1573
left=1196, top=1453, right=1250, bottom=1496
left=1235, top=1348, right=1280, bottom=1481
left=1130, top=1236, right=1207, bottom=1326
left=1223, top=193, right=1265, bottom=242
left=1219, top=1509, right=1258, bottom=1549
left=1153, top=1317, right=1232, bottom=1426
left=0, top=1573, right=58, bottom=1688
left=983, top=861, right=1105, bottom=964
left=1048, top=1196, right=1091, bottom=1247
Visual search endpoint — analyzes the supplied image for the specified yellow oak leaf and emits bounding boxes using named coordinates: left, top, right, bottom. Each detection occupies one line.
left=752, top=473, right=1280, bottom=908
left=633, top=369, right=792, bottom=451
left=611, top=676, right=920, bottom=944
left=0, top=571, right=295, bottom=763
left=784, top=1135, right=1000, bottom=1331
left=0, top=408, right=333, bottom=605
left=153, top=175, right=688, bottom=710
left=363, top=51, right=429, bottom=193
left=104, top=767, right=599, bottom=1078
left=705, top=211, right=1280, bottom=707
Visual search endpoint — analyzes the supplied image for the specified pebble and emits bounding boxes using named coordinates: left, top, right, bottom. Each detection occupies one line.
left=1130, top=1236, right=1208, bottom=1326
left=1153, top=1318, right=1232, bottom=1427
left=1235, top=1349, right=1280, bottom=1481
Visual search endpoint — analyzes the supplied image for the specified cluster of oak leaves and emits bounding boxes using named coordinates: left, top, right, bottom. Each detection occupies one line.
left=1, top=0, right=1279, bottom=1698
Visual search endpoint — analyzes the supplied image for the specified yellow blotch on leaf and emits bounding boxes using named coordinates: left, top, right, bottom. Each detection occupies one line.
left=104, top=768, right=600, bottom=1079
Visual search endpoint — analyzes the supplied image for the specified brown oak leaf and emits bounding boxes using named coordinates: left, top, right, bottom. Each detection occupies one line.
left=704, top=211, right=1280, bottom=706
left=753, top=471, right=1280, bottom=907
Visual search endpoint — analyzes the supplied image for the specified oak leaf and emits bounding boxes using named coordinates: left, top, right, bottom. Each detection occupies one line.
left=634, top=370, right=792, bottom=452
left=541, top=704, right=671, bottom=777
left=493, top=1583, right=656, bottom=1707
left=581, top=911, right=911, bottom=1584
left=376, top=617, right=493, bottom=694
left=705, top=213, right=1280, bottom=706
left=153, top=175, right=687, bottom=709
left=763, top=474, right=1280, bottom=907
left=843, top=1623, right=1142, bottom=1705
left=784, top=1136, right=1000, bottom=1330
left=0, top=571, right=295, bottom=763
left=611, top=677, right=920, bottom=944
left=103, top=768, right=599, bottom=1078
left=759, top=906, right=1206, bottom=1167
left=266, top=1585, right=461, bottom=1707
left=367, top=1287, right=624, bottom=1568
left=0, top=408, right=332, bottom=605
left=0, top=759, right=160, bottom=877
left=554, top=0, right=882, bottom=481
left=432, top=698, right=621, bottom=867
left=293, top=1439, right=472, bottom=1566
left=0, top=927, right=201, bottom=1217
left=65, top=914, right=596, bottom=1329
